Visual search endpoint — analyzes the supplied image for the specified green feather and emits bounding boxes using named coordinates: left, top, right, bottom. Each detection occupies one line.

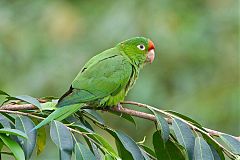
left=34, top=37, right=152, bottom=129
left=33, top=104, right=82, bottom=130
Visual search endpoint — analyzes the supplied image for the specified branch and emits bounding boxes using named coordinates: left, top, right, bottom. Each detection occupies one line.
left=0, top=104, right=36, bottom=110
left=1, top=100, right=239, bottom=159
left=0, top=101, right=238, bottom=139
left=121, top=101, right=239, bottom=138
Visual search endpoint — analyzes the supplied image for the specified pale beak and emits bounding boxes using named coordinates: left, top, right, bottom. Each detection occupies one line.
left=147, top=39, right=155, bottom=64
left=147, top=49, right=155, bottom=63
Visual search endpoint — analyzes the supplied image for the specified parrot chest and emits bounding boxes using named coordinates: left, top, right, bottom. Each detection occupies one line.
left=99, top=89, right=126, bottom=107
left=98, top=65, right=138, bottom=107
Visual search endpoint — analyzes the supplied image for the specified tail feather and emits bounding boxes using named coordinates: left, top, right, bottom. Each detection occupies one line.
left=32, top=103, right=83, bottom=131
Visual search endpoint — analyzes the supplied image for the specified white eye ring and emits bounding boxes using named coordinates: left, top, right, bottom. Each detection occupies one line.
left=137, top=44, right=145, bottom=50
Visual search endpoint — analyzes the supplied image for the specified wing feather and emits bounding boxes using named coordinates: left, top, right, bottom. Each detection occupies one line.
left=57, top=48, right=132, bottom=107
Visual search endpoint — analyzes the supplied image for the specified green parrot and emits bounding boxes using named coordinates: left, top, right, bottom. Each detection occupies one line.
left=34, top=37, right=155, bottom=130
left=57, top=36, right=155, bottom=108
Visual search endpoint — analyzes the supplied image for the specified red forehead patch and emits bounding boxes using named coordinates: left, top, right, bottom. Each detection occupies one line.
left=148, top=40, right=155, bottom=51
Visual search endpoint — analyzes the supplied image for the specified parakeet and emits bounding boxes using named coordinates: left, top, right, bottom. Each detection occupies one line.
left=57, top=37, right=155, bottom=108
left=34, top=37, right=155, bottom=130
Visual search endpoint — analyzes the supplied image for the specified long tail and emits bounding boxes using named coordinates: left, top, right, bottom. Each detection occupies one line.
left=32, top=103, right=83, bottom=131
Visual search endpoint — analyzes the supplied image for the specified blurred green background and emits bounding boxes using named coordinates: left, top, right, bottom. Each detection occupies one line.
left=0, top=0, right=239, bottom=159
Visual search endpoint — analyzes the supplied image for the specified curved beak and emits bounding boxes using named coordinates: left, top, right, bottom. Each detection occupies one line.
left=147, top=40, right=155, bottom=64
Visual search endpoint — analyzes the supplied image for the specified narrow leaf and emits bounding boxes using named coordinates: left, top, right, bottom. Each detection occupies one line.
left=194, top=137, right=214, bottom=160
left=108, top=129, right=145, bottom=160
left=14, top=95, right=41, bottom=110
left=87, top=133, right=119, bottom=159
left=139, top=144, right=156, bottom=158
left=147, top=106, right=170, bottom=142
left=36, top=126, right=46, bottom=155
left=139, top=147, right=151, bottom=160
left=0, top=90, right=10, bottom=96
left=74, top=142, right=96, bottom=160
left=0, top=140, right=3, bottom=151
left=40, top=96, right=58, bottom=101
left=66, top=116, right=93, bottom=133
left=0, top=113, right=13, bottom=128
left=72, top=133, right=100, bottom=160
left=220, top=134, right=240, bottom=155
left=32, top=118, right=47, bottom=155
left=172, top=118, right=195, bottom=160
left=115, top=138, right=133, bottom=160
left=0, top=128, right=28, bottom=139
left=33, top=104, right=82, bottom=130
left=202, top=134, right=225, bottom=160
left=0, top=134, right=25, bottom=160
left=104, top=154, right=114, bottom=160
left=153, top=131, right=185, bottom=160
left=15, top=116, right=37, bottom=160
left=166, top=111, right=203, bottom=127
left=83, top=109, right=104, bottom=125
left=209, top=145, right=222, bottom=160
left=50, top=120, right=74, bottom=160
left=89, top=141, right=102, bottom=160
left=40, top=101, right=57, bottom=110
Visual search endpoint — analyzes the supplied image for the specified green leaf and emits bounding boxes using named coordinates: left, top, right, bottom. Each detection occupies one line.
left=202, top=134, right=225, bottom=160
left=0, top=128, right=28, bottom=139
left=14, top=95, right=41, bottom=110
left=139, top=147, right=151, bottom=160
left=40, top=96, right=59, bottom=101
left=36, top=126, right=46, bottom=155
left=220, top=134, right=240, bottom=155
left=40, top=101, right=57, bottom=110
left=33, top=104, right=83, bottom=130
left=74, top=142, right=96, bottom=160
left=0, top=90, right=10, bottom=96
left=83, top=109, right=104, bottom=125
left=0, top=134, right=25, bottom=160
left=0, top=139, right=3, bottom=151
left=15, top=116, right=37, bottom=160
left=166, top=110, right=206, bottom=131
left=104, top=154, right=114, bottom=160
left=209, top=145, right=223, bottom=160
left=115, top=138, right=133, bottom=160
left=108, top=129, right=145, bottom=160
left=83, top=138, right=99, bottom=159
left=88, top=133, right=119, bottom=159
left=0, top=114, right=13, bottom=128
left=0, top=113, right=15, bottom=124
left=66, top=116, right=93, bottom=133
left=147, top=106, right=170, bottom=142
left=89, top=141, right=102, bottom=160
left=72, top=133, right=100, bottom=160
left=153, top=131, right=185, bottom=160
left=50, top=120, right=74, bottom=160
left=109, top=111, right=136, bottom=127
left=194, top=137, right=214, bottom=160
left=31, top=118, right=47, bottom=155
left=139, top=144, right=156, bottom=158
left=172, top=118, right=195, bottom=160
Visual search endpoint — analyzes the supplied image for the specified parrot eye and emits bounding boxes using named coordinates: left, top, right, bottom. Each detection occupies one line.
left=137, top=44, right=145, bottom=51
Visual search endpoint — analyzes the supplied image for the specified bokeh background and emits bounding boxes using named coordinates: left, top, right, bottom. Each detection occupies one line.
left=0, top=0, right=239, bottom=159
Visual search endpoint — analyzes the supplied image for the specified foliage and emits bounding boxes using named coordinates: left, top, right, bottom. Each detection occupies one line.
left=0, top=0, right=238, bottom=138
left=0, top=91, right=239, bottom=160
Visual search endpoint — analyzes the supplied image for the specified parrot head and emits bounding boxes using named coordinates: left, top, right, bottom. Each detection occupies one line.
left=118, top=37, right=155, bottom=66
